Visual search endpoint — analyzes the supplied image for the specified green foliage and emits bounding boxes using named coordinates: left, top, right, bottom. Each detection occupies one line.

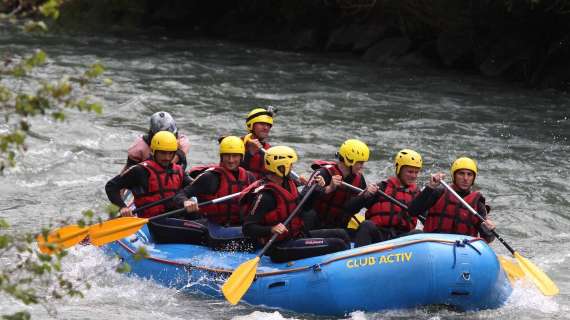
left=105, top=204, right=120, bottom=219
left=39, top=0, right=64, bottom=20
left=134, top=246, right=149, bottom=261
left=2, top=311, right=31, bottom=320
left=0, top=2, right=116, bottom=319
left=0, top=48, right=106, bottom=172
left=0, top=219, right=87, bottom=318
left=115, top=261, right=131, bottom=273
left=23, top=20, right=47, bottom=32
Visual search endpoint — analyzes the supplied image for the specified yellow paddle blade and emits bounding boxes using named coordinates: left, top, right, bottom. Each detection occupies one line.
left=347, top=213, right=364, bottom=230
left=498, top=255, right=525, bottom=283
left=88, top=217, right=148, bottom=246
left=514, top=252, right=559, bottom=296
left=36, top=225, right=89, bottom=254
left=222, top=256, right=260, bottom=305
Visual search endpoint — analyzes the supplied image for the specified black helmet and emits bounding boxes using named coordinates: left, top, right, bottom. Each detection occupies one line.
left=149, top=111, right=177, bottom=136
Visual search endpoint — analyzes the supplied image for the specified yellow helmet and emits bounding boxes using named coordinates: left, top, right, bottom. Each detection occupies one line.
left=394, top=149, right=423, bottom=175
left=451, top=157, right=478, bottom=180
left=264, top=146, right=298, bottom=177
left=150, top=131, right=178, bottom=153
left=219, top=136, right=245, bottom=156
left=337, top=139, right=370, bottom=167
left=245, top=107, right=274, bottom=132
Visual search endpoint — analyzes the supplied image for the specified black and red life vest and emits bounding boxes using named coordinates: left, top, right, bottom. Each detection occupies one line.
left=241, top=135, right=270, bottom=178
left=197, top=166, right=256, bottom=226
left=242, top=178, right=303, bottom=243
left=133, top=160, right=184, bottom=218
left=187, top=163, right=217, bottom=179
left=311, top=160, right=362, bottom=228
left=423, top=186, right=482, bottom=236
left=365, top=176, right=419, bottom=232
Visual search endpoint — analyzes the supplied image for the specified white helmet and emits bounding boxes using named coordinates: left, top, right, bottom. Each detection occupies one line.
left=149, top=111, right=177, bottom=136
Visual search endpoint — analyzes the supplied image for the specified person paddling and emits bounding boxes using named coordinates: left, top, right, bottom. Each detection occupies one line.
left=345, top=149, right=424, bottom=246
left=241, top=146, right=350, bottom=262
left=305, top=139, right=372, bottom=230
left=123, top=111, right=190, bottom=172
left=241, top=107, right=274, bottom=178
left=175, top=136, right=258, bottom=226
left=408, top=157, right=496, bottom=243
left=105, top=131, right=197, bottom=242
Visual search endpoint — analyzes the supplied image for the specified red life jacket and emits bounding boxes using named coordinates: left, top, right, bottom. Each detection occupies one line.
left=241, top=135, right=270, bottom=178
left=423, top=186, right=482, bottom=236
left=365, top=176, right=419, bottom=231
left=133, top=160, right=184, bottom=218
left=199, top=166, right=256, bottom=226
left=242, top=179, right=302, bottom=243
left=311, top=160, right=362, bottom=228
left=187, top=163, right=217, bottom=179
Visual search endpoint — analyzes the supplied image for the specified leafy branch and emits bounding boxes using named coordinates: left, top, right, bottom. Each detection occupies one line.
left=0, top=1, right=118, bottom=319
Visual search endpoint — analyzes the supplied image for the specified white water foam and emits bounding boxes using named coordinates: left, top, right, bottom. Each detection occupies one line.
left=231, top=311, right=301, bottom=320
left=503, top=280, right=560, bottom=314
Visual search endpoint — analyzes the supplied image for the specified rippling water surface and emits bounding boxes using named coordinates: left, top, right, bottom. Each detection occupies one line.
left=1, top=29, right=569, bottom=319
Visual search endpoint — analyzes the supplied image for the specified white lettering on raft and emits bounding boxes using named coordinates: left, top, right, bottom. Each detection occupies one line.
left=346, top=252, right=413, bottom=269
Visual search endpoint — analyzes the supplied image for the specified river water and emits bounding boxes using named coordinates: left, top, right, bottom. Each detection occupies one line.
left=1, top=29, right=569, bottom=319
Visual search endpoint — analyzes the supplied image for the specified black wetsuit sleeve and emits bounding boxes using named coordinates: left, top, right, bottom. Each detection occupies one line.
left=242, top=191, right=276, bottom=238
left=343, top=192, right=377, bottom=215
left=181, top=171, right=193, bottom=188
left=343, top=180, right=385, bottom=214
left=408, top=185, right=444, bottom=217
left=124, top=157, right=139, bottom=171
left=174, top=171, right=220, bottom=207
left=299, top=170, right=329, bottom=209
left=105, top=166, right=148, bottom=208
left=315, top=168, right=332, bottom=185
left=176, top=149, right=187, bottom=170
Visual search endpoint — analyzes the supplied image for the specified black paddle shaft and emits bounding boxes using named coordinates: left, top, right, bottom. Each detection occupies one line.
left=257, top=183, right=318, bottom=258
left=144, top=192, right=242, bottom=222
left=341, top=181, right=426, bottom=224
left=342, top=181, right=408, bottom=209
left=440, top=181, right=515, bottom=254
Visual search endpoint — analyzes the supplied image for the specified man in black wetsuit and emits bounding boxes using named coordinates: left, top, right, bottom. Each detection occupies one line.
left=241, top=146, right=351, bottom=262
left=175, top=136, right=258, bottom=226
left=106, top=131, right=198, bottom=243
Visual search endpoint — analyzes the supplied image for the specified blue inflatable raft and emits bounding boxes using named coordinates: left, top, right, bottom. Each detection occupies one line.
left=104, top=226, right=513, bottom=316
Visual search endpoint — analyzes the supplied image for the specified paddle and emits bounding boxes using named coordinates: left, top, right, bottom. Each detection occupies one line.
left=222, top=183, right=319, bottom=305
left=37, top=195, right=176, bottom=254
left=340, top=181, right=408, bottom=211
left=440, top=180, right=559, bottom=296
left=88, top=191, right=244, bottom=246
left=498, top=255, right=525, bottom=282
left=336, top=180, right=428, bottom=225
